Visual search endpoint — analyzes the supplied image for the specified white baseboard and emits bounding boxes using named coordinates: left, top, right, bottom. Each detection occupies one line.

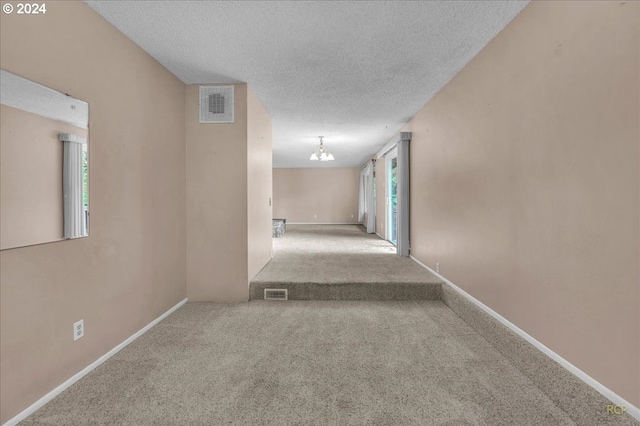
left=2, top=298, right=188, bottom=426
left=375, top=232, right=385, bottom=240
left=409, top=255, right=639, bottom=421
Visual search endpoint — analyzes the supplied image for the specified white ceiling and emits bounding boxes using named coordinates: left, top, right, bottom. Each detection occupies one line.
left=85, top=1, right=528, bottom=168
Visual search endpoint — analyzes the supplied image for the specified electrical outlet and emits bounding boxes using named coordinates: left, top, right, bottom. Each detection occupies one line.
left=73, top=319, right=84, bottom=341
left=269, top=197, right=271, bottom=206
left=314, top=214, right=317, bottom=219
left=436, top=263, right=440, bottom=273
left=351, top=214, right=354, bottom=218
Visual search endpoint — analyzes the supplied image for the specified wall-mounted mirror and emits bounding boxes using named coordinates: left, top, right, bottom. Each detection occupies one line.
left=1, top=69, right=89, bottom=250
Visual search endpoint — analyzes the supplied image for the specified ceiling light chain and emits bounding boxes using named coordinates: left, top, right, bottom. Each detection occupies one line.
left=309, top=136, right=335, bottom=161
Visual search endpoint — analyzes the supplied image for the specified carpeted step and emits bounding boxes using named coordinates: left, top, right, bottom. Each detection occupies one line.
left=249, top=281, right=442, bottom=300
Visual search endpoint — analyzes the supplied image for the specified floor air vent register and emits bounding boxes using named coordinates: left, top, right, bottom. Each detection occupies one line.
left=264, top=289, right=288, bottom=300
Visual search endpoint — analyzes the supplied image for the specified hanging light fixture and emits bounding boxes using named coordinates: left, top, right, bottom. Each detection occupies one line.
left=309, top=136, right=335, bottom=161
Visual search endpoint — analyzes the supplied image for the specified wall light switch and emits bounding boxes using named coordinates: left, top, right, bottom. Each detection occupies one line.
left=269, top=197, right=271, bottom=206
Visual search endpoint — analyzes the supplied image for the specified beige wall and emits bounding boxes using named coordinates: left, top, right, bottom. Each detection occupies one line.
left=404, top=1, right=639, bottom=405
left=0, top=105, right=87, bottom=249
left=247, top=88, right=273, bottom=280
left=273, top=168, right=360, bottom=224
left=186, top=84, right=273, bottom=301
left=186, top=84, right=249, bottom=302
left=0, top=2, right=187, bottom=423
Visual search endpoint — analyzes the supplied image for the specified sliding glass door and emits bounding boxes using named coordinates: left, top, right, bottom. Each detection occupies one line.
left=386, top=149, right=398, bottom=245
left=380, top=132, right=411, bottom=256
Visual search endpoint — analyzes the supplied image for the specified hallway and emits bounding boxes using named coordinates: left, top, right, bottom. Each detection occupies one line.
left=16, top=226, right=638, bottom=425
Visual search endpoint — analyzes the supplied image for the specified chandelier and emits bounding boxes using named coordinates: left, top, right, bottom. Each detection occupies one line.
left=309, top=136, right=335, bottom=161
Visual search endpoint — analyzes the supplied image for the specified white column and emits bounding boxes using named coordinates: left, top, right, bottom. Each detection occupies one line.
left=396, top=132, right=411, bottom=256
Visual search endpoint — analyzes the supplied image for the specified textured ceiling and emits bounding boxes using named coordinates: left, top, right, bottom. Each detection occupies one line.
left=85, top=1, right=528, bottom=167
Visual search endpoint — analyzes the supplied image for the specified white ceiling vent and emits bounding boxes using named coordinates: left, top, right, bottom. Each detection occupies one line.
left=199, top=85, right=234, bottom=124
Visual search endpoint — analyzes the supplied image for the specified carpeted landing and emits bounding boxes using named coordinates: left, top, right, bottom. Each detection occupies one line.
left=20, top=301, right=583, bottom=426
left=251, top=225, right=442, bottom=300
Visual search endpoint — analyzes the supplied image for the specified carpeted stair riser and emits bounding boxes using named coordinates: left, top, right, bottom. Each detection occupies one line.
left=250, top=282, right=442, bottom=300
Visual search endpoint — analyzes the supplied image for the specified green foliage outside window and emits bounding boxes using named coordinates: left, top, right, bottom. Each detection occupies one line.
left=391, top=162, right=397, bottom=210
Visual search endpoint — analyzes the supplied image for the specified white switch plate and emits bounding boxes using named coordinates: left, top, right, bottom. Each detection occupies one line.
left=74, top=319, right=84, bottom=341
left=436, top=263, right=440, bottom=273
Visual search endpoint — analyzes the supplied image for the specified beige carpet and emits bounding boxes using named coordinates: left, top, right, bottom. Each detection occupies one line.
left=251, top=225, right=441, bottom=300
left=20, top=301, right=586, bottom=426
left=18, top=225, right=638, bottom=425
